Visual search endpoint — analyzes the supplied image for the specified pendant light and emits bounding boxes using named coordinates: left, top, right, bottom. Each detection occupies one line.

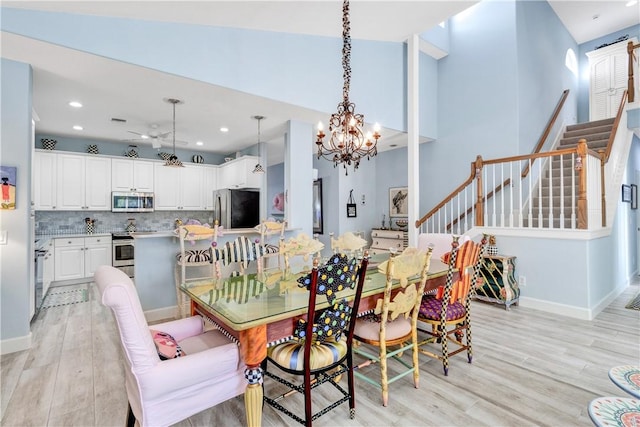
left=252, top=115, right=266, bottom=174
left=164, top=98, right=184, bottom=167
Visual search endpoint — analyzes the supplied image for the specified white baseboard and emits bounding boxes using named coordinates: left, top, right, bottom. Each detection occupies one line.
left=519, top=297, right=592, bottom=320
left=520, top=281, right=629, bottom=321
left=144, top=306, right=177, bottom=323
left=0, top=332, right=32, bottom=355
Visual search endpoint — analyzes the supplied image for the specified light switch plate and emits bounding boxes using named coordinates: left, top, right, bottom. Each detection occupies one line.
left=0, top=230, right=7, bottom=245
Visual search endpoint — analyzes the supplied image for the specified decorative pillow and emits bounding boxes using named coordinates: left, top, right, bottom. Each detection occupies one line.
left=176, top=249, right=212, bottom=263
left=158, top=152, right=172, bottom=160
left=150, top=329, right=184, bottom=360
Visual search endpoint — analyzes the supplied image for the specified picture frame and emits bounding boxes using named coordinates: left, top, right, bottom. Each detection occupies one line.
left=313, top=179, right=323, bottom=234
left=632, top=184, right=638, bottom=210
left=0, top=165, right=17, bottom=210
left=622, top=184, right=632, bottom=203
left=389, top=187, right=408, bottom=218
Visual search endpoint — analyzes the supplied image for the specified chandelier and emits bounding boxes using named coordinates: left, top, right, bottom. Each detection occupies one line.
left=315, top=0, right=381, bottom=175
left=164, top=98, right=184, bottom=167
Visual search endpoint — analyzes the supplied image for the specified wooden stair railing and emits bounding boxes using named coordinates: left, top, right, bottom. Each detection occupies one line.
left=628, top=41, right=639, bottom=103
left=416, top=89, right=570, bottom=231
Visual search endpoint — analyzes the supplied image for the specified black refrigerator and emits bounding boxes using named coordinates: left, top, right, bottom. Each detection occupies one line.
left=212, top=189, right=260, bottom=229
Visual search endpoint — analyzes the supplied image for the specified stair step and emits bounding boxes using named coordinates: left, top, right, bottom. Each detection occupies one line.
left=559, top=132, right=611, bottom=146
left=531, top=196, right=577, bottom=209
left=565, top=118, right=615, bottom=132
left=563, top=124, right=613, bottom=139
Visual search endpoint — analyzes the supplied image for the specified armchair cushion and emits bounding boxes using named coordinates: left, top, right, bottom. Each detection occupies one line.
left=268, top=336, right=348, bottom=371
left=353, top=315, right=411, bottom=342
left=418, top=295, right=466, bottom=321
left=176, top=249, right=212, bottom=263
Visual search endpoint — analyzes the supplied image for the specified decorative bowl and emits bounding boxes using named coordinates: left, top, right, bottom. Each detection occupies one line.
left=224, top=157, right=234, bottom=162
left=395, top=219, right=408, bottom=230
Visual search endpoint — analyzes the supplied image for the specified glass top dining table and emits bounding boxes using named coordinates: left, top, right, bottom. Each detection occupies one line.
left=180, top=254, right=451, bottom=332
left=179, top=253, right=453, bottom=427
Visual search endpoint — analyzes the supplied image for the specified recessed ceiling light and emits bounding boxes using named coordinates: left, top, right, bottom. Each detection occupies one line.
left=140, top=134, right=149, bottom=139
left=73, top=125, right=83, bottom=131
left=68, top=101, right=82, bottom=108
left=626, top=0, right=637, bottom=7
left=219, top=127, right=229, bottom=133
left=196, top=141, right=203, bottom=146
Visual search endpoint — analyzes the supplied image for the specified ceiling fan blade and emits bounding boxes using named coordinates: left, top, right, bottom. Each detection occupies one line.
left=159, top=140, right=189, bottom=147
left=127, top=130, right=146, bottom=137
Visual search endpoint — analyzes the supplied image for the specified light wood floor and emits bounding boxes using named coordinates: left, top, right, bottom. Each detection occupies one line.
left=2, top=279, right=639, bottom=427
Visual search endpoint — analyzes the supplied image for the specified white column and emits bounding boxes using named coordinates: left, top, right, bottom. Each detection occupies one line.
left=407, top=34, right=420, bottom=246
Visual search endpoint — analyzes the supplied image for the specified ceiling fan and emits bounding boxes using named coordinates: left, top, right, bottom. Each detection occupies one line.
left=124, top=123, right=188, bottom=149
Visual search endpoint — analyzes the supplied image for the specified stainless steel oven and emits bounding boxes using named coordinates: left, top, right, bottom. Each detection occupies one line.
left=112, top=233, right=134, bottom=277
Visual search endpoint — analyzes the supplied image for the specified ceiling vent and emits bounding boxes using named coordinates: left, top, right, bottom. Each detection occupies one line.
left=111, top=117, right=127, bottom=123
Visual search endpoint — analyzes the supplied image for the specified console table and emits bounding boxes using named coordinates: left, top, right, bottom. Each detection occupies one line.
left=369, top=228, right=407, bottom=256
left=475, top=254, right=519, bottom=309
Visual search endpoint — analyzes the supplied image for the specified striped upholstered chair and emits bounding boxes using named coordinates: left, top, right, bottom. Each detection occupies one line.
left=212, top=235, right=265, bottom=278
left=417, top=234, right=487, bottom=375
left=263, top=254, right=369, bottom=426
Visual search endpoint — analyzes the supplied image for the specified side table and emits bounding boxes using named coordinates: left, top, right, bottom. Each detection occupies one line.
left=475, top=254, right=520, bottom=310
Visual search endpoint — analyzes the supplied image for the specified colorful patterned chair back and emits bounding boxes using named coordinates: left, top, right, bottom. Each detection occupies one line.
left=437, top=235, right=487, bottom=304
left=213, top=235, right=264, bottom=278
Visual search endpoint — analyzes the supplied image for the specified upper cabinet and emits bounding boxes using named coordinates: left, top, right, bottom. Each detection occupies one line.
left=219, top=156, right=262, bottom=189
left=202, top=165, right=219, bottom=210
left=587, top=39, right=637, bottom=121
left=56, top=153, right=111, bottom=210
left=111, top=158, right=154, bottom=192
left=154, top=163, right=204, bottom=210
left=33, top=151, right=57, bottom=210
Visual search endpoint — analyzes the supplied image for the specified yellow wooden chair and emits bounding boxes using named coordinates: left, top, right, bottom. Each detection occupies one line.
left=254, top=219, right=286, bottom=270
left=330, top=231, right=368, bottom=258
left=352, top=246, right=433, bottom=406
left=279, top=232, right=324, bottom=273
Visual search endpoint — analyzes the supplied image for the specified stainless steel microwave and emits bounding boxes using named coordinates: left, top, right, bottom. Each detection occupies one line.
left=112, top=192, right=154, bottom=212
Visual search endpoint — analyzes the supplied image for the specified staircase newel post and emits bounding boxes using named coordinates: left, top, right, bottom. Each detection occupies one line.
left=628, top=41, right=635, bottom=103
left=598, top=149, right=606, bottom=227
left=474, top=155, right=484, bottom=227
left=576, top=139, right=588, bottom=230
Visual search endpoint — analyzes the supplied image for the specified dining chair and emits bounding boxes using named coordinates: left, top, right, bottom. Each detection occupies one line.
left=95, top=265, right=246, bottom=427
left=263, top=253, right=370, bottom=427
left=417, top=234, right=487, bottom=375
left=352, top=246, right=433, bottom=406
left=279, top=232, right=324, bottom=273
left=255, top=218, right=286, bottom=270
left=174, top=223, right=219, bottom=318
left=213, top=235, right=265, bottom=278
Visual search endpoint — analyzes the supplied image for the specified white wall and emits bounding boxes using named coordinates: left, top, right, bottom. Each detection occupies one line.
left=0, top=58, right=33, bottom=352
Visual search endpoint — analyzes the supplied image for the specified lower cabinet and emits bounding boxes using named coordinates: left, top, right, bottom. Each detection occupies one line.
left=476, top=254, right=520, bottom=309
left=42, top=240, right=55, bottom=297
left=54, top=235, right=112, bottom=281
left=369, top=229, right=408, bottom=256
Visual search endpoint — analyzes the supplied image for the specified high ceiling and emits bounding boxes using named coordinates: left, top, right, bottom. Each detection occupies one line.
left=1, top=1, right=638, bottom=164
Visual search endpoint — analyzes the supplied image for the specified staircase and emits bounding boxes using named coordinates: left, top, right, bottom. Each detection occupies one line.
left=525, top=118, right=614, bottom=228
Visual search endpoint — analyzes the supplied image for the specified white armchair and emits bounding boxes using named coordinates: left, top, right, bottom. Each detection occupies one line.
left=95, top=265, right=246, bottom=427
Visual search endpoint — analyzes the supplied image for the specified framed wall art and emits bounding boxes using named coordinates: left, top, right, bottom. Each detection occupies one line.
left=313, top=179, right=323, bottom=234
left=0, top=166, right=17, bottom=210
left=389, top=187, right=408, bottom=218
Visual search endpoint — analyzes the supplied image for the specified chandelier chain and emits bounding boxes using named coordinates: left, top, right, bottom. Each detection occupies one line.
left=342, top=0, right=351, bottom=104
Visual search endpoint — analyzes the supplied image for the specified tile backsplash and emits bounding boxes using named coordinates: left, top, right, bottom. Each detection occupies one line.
left=35, top=211, right=214, bottom=235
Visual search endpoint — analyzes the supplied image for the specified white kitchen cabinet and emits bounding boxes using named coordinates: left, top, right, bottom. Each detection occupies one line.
left=33, top=150, right=57, bottom=210
left=54, top=235, right=112, bottom=281
left=202, top=165, right=219, bottom=210
left=111, top=158, right=154, bottom=192
left=57, top=153, right=111, bottom=210
left=154, top=163, right=204, bottom=210
left=586, top=38, right=637, bottom=121
left=219, top=156, right=262, bottom=189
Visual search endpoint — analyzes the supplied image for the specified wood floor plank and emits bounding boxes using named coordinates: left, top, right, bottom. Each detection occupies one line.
left=1, top=280, right=638, bottom=427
